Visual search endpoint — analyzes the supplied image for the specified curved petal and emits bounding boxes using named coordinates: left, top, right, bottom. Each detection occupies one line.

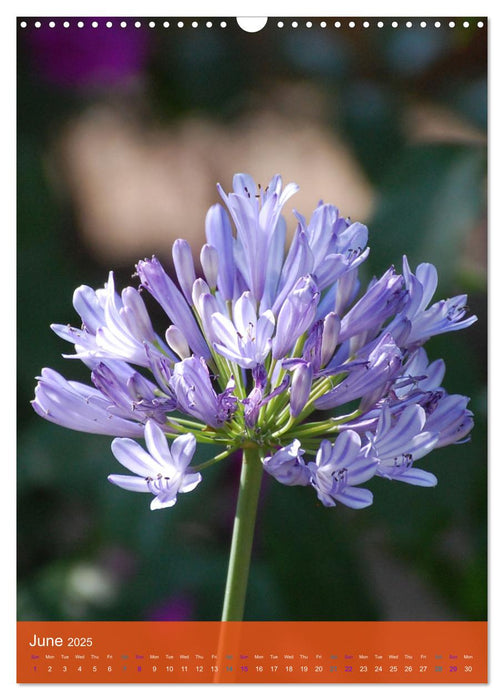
left=170, top=433, right=197, bottom=471
left=210, top=313, right=241, bottom=352
left=389, top=468, right=438, bottom=487
left=416, top=262, right=438, bottom=310
left=180, top=472, right=203, bottom=493
left=150, top=494, right=178, bottom=510
left=144, top=420, right=173, bottom=468
left=111, top=437, right=160, bottom=477
left=233, top=292, right=257, bottom=336
left=328, top=430, right=361, bottom=466
left=334, top=486, right=374, bottom=509
left=107, top=474, right=150, bottom=492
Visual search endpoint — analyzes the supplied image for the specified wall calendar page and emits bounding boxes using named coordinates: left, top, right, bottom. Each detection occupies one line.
left=17, top=12, right=488, bottom=686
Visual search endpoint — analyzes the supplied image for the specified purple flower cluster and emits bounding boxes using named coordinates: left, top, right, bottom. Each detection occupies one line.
left=32, top=173, right=476, bottom=510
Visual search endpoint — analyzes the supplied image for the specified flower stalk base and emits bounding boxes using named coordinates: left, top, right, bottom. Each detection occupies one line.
left=221, top=448, right=263, bottom=622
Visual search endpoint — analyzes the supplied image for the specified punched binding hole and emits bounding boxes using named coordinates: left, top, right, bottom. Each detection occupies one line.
left=237, top=17, right=268, bottom=32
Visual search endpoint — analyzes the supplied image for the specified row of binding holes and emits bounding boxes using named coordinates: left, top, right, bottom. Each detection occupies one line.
left=19, top=20, right=227, bottom=29
left=280, top=19, right=484, bottom=29
left=19, top=19, right=485, bottom=29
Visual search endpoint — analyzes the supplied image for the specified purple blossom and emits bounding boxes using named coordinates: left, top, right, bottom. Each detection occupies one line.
left=170, top=356, right=237, bottom=428
left=339, top=267, right=406, bottom=346
left=217, top=174, right=299, bottom=303
left=397, top=256, right=477, bottom=347
left=262, top=440, right=311, bottom=486
left=91, top=361, right=176, bottom=426
left=211, top=292, right=275, bottom=368
left=108, top=421, right=201, bottom=510
left=308, top=431, right=378, bottom=508
left=295, top=203, right=370, bottom=289
left=392, top=347, right=446, bottom=400
left=368, top=405, right=439, bottom=486
left=424, top=393, right=474, bottom=447
left=32, top=368, right=145, bottom=437
left=51, top=272, right=170, bottom=367
left=315, top=333, right=402, bottom=410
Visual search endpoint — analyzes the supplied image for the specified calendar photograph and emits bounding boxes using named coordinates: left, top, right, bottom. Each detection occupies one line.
left=17, top=14, right=488, bottom=683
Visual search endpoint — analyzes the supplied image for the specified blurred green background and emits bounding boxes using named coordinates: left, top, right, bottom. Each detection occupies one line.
left=17, top=17, right=487, bottom=622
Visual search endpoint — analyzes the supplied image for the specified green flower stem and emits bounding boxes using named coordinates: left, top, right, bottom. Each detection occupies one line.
left=193, top=447, right=236, bottom=471
left=221, top=447, right=263, bottom=621
left=167, top=417, right=207, bottom=430
left=279, top=410, right=363, bottom=441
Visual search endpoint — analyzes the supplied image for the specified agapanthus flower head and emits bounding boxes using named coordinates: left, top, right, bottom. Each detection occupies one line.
left=33, top=172, right=477, bottom=511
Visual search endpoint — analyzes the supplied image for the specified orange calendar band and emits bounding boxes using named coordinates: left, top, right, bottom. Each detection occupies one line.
left=17, top=620, right=487, bottom=684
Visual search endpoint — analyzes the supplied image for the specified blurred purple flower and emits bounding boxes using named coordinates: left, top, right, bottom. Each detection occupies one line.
left=24, top=21, right=150, bottom=89
left=146, top=594, right=195, bottom=621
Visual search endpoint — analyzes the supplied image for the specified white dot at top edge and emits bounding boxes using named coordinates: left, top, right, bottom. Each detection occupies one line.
left=334, top=21, right=341, bottom=28
left=121, top=21, right=127, bottom=28
left=478, top=21, right=484, bottom=27
left=306, top=21, right=312, bottom=28
left=106, top=21, right=112, bottom=28
left=320, top=21, right=326, bottom=28
left=435, top=21, right=441, bottom=27
left=34, top=21, right=41, bottom=28
left=135, top=21, right=141, bottom=27
left=420, top=21, right=426, bottom=27
left=163, top=21, right=169, bottom=28
left=349, top=21, right=355, bottom=28
left=64, top=21, right=69, bottom=28
left=463, top=21, right=470, bottom=28
left=206, top=21, right=212, bottom=28
left=292, top=21, right=298, bottom=28
left=49, top=21, right=55, bottom=28
left=392, top=21, right=398, bottom=28
left=277, top=21, right=283, bottom=27
left=377, top=21, right=384, bottom=28
left=220, top=21, right=227, bottom=28
left=406, top=21, right=412, bottom=28
left=77, top=21, right=84, bottom=28
left=20, top=21, right=27, bottom=28
left=192, top=21, right=198, bottom=28
left=363, top=21, right=369, bottom=28
left=92, top=21, right=98, bottom=28
left=449, top=21, right=455, bottom=27
left=149, top=21, right=155, bottom=28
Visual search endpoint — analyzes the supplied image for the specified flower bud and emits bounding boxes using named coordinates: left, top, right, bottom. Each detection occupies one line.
left=172, top=239, right=196, bottom=305
left=272, top=275, right=320, bottom=359
left=200, top=244, right=219, bottom=290
left=165, top=325, right=191, bottom=359
left=205, top=204, right=235, bottom=300
left=321, top=312, right=340, bottom=367
left=290, top=362, right=313, bottom=417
